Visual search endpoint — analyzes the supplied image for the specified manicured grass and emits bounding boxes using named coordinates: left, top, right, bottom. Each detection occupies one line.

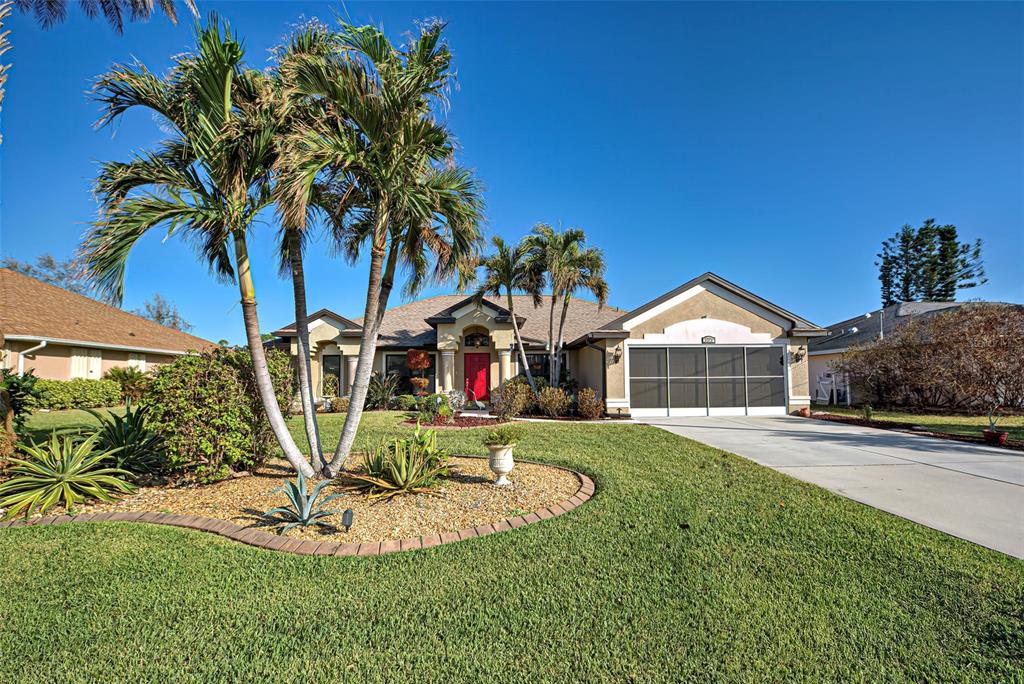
left=1, top=411, right=1022, bottom=682
left=817, top=405, right=1024, bottom=441
left=21, top=406, right=124, bottom=444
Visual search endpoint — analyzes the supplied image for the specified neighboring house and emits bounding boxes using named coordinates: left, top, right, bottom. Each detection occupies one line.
left=272, top=272, right=824, bottom=417
left=0, top=268, right=216, bottom=379
left=808, top=301, right=969, bottom=404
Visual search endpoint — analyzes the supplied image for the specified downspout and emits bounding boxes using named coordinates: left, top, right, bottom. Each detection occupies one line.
left=17, top=340, right=47, bottom=375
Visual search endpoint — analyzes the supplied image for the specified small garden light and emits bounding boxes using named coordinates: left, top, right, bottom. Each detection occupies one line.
left=342, top=509, right=354, bottom=532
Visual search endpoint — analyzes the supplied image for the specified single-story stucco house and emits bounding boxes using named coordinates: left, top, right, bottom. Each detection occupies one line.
left=0, top=268, right=216, bottom=379
left=273, top=272, right=825, bottom=418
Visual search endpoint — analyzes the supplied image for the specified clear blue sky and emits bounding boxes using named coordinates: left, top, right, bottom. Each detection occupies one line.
left=2, top=1, right=1022, bottom=344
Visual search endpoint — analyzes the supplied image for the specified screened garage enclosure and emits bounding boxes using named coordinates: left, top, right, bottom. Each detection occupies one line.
left=628, top=345, right=788, bottom=417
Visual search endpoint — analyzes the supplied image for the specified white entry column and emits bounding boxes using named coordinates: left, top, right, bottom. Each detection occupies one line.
left=345, top=356, right=358, bottom=394
left=498, top=348, right=512, bottom=385
left=441, top=350, right=455, bottom=392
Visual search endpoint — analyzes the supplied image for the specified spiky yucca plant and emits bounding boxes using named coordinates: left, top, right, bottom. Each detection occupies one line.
left=263, top=470, right=343, bottom=534
left=86, top=401, right=164, bottom=474
left=344, top=425, right=449, bottom=501
left=0, top=433, right=135, bottom=519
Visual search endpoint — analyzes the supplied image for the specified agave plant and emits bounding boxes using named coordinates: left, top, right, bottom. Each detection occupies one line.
left=86, top=401, right=165, bottom=474
left=0, top=433, right=135, bottom=519
left=263, top=471, right=344, bottom=534
left=344, top=427, right=449, bottom=501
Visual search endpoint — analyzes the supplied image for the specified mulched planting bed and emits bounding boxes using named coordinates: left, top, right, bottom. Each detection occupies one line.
left=401, top=414, right=506, bottom=429
left=810, top=411, right=1024, bottom=452
left=77, top=456, right=579, bottom=543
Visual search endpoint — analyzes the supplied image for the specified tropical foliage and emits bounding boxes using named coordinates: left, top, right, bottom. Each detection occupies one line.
left=34, top=378, right=120, bottom=410
left=0, top=369, right=41, bottom=434
left=103, top=366, right=149, bottom=402
left=364, top=373, right=401, bottom=411
left=482, top=424, right=522, bottom=446
left=14, top=0, right=198, bottom=33
left=524, top=225, right=608, bottom=386
left=274, top=19, right=484, bottom=476
left=0, top=433, right=134, bottom=519
left=263, top=470, right=344, bottom=534
left=344, top=424, right=448, bottom=500
left=141, top=347, right=292, bottom=482
left=86, top=401, right=164, bottom=474
left=79, top=16, right=314, bottom=476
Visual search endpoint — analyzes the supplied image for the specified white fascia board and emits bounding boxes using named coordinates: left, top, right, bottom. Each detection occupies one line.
left=808, top=348, right=847, bottom=356
left=3, top=334, right=198, bottom=356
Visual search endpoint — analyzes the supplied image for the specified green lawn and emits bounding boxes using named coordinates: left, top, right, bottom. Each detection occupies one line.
left=817, top=405, right=1024, bottom=442
left=20, top=406, right=124, bottom=444
left=2, top=411, right=1022, bottom=682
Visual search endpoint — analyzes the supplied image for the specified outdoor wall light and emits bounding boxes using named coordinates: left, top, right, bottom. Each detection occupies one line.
left=342, top=509, right=354, bottom=532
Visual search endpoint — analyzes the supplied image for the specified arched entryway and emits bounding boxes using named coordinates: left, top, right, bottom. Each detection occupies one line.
left=462, top=326, right=491, bottom=402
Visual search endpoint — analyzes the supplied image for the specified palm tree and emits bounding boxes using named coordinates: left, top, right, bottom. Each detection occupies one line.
left=15, top=0, right=197, bottom=33
left=551, top=239, right=608, bottom=384
left=473, top=236, right=544, bottom=397
left=276, top=20, right=483, bottom=477
left=79, top=17, right=315, bottom=478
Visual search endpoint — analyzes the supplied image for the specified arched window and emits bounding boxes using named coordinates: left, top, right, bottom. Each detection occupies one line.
left=463, top=331, right=490, bottom=348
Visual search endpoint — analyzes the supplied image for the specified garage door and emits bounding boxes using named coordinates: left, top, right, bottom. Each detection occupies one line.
left=628, top=346, right=787, bottom=417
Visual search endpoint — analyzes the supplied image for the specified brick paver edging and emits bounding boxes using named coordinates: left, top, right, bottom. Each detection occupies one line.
left=0, top=457, right=596, bottom=557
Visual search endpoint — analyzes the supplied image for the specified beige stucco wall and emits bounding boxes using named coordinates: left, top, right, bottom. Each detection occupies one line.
left=574, top=345, right=605, bottom=394
left=1, top=341, right=175, bottom=380
left=787, top=337, right=811, bottom=410
left=628, top=289, right=785, bottom=340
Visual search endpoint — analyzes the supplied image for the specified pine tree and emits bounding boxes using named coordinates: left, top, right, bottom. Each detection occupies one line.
left=875, top=219, right=985, bottom=306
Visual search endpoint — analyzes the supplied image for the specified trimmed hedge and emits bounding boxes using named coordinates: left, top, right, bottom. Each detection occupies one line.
left=141, top=348, right=292, bottom=483
left=34, top=378, right=121, bottom=410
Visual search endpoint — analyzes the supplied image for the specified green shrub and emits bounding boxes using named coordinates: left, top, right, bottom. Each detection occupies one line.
left=576, top=387, right=604, bottom=420
left=331, top=396, right=350, bottom=413
left=86, top=402, right=165, bottom=475
left=104, top=366, right=149, bottom=403
left=365, top=373, right=400, bottom=410
left=483, top=425, right=522, bottom=446
left=34, top=378, right=120, bottom=410
left=141, top=347, right=292, bottom=483
left=491, top=380, right=532, bottom=419
left=321, top=374, right=339, bottom=397
left=345, top=424, right=448, bottom=500
left=537, top=386, right=570, bottom=418
left=0, top=433, right=134, bottom=519
left=0, top=368, right=42, bottom=434
left=395, top=394, right=419, bottom=411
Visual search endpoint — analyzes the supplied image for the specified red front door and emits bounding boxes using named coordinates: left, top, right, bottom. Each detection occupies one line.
left=464, top=353, right=490, bottom=402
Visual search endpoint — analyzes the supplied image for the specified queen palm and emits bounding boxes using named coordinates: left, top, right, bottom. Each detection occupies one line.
left=551, top=240, right=608, bottom=384
left=79, top=18, right=315, bottom=477
left=276, top=20, right=483, bottom=476
left=473, top=236, right=544, bottom=397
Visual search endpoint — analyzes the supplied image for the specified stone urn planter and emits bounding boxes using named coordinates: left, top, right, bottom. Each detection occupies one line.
left=482, top=426, right=522, bottom=487
left=983, top=429, right=1009, bottom=446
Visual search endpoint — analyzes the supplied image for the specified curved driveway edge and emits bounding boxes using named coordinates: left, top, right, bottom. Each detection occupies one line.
left=0, top=461, right=596, bottom=556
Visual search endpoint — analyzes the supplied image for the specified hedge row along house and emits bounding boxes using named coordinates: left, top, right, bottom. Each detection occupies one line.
left=0, top=268, right=215, bottom=379
left=272, top=272, right=825, bottom=417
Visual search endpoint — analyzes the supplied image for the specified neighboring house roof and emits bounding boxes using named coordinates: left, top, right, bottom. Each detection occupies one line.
left=0, top=268, right=216, bottom=354
left=271, top=308, right=362, bottom=336
left=276, top=294, right=627, bottom=348
left=600, top=271, right=825, bottom=337
left=809, top=301, right=989, bottom=354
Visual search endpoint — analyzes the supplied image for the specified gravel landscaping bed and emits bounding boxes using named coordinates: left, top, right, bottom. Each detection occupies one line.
left=78, top=456, right=579, bottom=543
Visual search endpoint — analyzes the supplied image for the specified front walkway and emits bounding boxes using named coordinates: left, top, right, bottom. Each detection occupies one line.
left=639, top=415, right=1024, bottom=558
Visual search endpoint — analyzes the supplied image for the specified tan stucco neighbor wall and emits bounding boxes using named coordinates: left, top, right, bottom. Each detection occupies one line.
left=787, top=337, right=811, bottom=410
left=2, top=341, right=175, bottom=380
left=627, top=289, right=785, bottom=340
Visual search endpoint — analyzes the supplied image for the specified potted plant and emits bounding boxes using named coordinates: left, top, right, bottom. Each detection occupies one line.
left=984, top=406, right=1009, bottom=446
left=482, top=425, right=522, bottom=486
left=406, top=349, right=432, bottom=397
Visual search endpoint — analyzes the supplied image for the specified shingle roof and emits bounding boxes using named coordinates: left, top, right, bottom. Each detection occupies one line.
left=277, top=294, right=627, bottom=348
left=0, top=269, right=216, bottom=353
left=809, top=301, right=987, bottom=353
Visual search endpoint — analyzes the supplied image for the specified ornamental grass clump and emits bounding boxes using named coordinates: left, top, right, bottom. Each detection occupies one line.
left=344, top=425, right=449, bottom=500
left=0, top=433, right=135, bottom=519
left=263, top=470, right=344, bottom=534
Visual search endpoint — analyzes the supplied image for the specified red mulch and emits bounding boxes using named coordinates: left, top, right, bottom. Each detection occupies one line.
left=809, top=412, right=1024, bottom=452
left=402, top=414, right=508, bottom=429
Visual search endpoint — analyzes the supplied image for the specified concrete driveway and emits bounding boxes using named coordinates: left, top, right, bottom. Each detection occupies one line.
left=639, top=415, right=1024, bottom=558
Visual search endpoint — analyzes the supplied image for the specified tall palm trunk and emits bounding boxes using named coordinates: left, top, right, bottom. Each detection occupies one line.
left=234, top=233, right=315, bottom=478
left=287, top=230, right=323, bottom=471
left=554, top=293, right=572, bottom=387
left=506, top=293, right=538, bottom=397
left=547, top=293, right=558, bottom=386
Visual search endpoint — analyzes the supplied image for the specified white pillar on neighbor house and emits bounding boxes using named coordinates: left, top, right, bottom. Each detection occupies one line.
left=345, top=356, right=358, bottom=394
left=498, top=348, right=512, bottom=385
left=441, top=350, right=455, bottom=392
